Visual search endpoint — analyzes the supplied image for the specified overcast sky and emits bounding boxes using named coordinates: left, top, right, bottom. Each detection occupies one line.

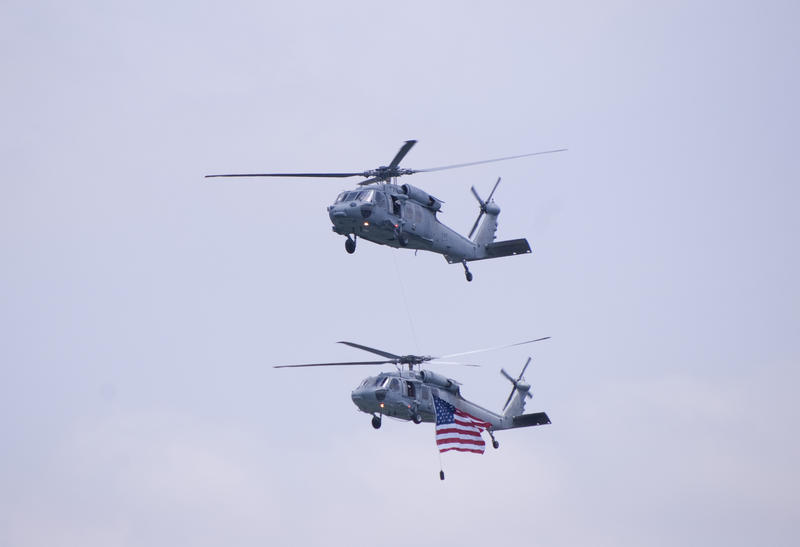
left=2, top=1, right=799, bottom=546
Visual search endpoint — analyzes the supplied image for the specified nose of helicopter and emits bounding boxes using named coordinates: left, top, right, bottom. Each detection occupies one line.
left=351, top=385, right=385, bottom=412
left=328, top=201, right=370, bottom=223
left=351, top=387, right=367, bottom=410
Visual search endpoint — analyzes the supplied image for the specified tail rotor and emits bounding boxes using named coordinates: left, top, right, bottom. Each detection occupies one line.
left=501, top=357, right=533, bottom=411
left=468, top=177, right=501, bottom=239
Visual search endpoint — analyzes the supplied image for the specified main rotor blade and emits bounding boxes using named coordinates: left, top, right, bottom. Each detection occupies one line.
left=439, top=337, right=550, bottom=359
left=414, top=148, right=567, bottom=174
left=388, top=140, right=417, bottom=169
left=274, top=360, right=394, bottom=369
left=337, top=341, right=401, bottom=360
left=357, top=177, right=381, bottom=186
left=427, top=360, right=481, bottom=367
left=205, top=172, right=365, bottom=179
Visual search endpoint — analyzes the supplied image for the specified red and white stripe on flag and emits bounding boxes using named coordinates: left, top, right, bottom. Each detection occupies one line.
left=436, top=408, right=492, bottom=454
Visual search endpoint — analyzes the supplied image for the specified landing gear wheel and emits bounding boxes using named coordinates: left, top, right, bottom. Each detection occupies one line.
left=412, top=414, right=423, bottom=424
left=345, top=236, right=356, bottom=254
left=462, top=260, right=473, bottom=282
left=371, top=415, right=382, bottom=429
left=492, top=439, right=500, bottom=449
left=398, top=234, right=408, bottom=247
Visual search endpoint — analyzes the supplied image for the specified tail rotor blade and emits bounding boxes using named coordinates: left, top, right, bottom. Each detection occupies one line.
left=503, top=390, right=515, bottom=411
left=501, top=368, right=516, bottom=410
left=470, top=185, right=485, bottom=207
left=517, top=357, right=532, bottom=382
left=468, top=211, right=484, bottom=239
left=486, top=177, right=501, bottom=202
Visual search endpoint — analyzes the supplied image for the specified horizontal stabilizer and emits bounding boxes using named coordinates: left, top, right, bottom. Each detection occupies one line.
left=486, top=238, right=531, bottom=258
left=511, top=412, right=551, bottom=428
left=452, top=238, right=532, bottom=264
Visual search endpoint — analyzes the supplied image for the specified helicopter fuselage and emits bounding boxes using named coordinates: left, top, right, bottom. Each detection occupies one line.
left=207, top=139, right=557, bottom=280
left=273, top=337, right=552, bottom=437
left=327, top=183, right=478, bottom=261
left=351, top=370, right=439, bottom=424
left=349, top=368, right=545, bottom=432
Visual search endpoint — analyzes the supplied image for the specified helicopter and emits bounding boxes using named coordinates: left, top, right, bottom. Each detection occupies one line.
left=274, top=337, right=551, bottom=451
left=207, top=140, right=565, bottom=281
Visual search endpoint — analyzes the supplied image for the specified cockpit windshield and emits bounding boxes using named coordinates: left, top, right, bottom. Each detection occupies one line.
left=358, top=377, right=384, bottom=388
left=335, top=190, right=375, bottom=203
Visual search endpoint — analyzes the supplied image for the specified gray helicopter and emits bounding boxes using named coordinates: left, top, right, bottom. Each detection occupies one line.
left=207, top=140, right=565, bottom=281
left=274, top=337, right=551, bottom=450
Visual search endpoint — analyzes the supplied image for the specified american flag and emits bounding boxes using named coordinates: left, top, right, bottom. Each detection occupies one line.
left=433, top=394, right=492, bottom=454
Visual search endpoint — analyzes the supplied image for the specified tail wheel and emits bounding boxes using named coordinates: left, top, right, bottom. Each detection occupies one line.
left=462, top=260, right=473, bottom=282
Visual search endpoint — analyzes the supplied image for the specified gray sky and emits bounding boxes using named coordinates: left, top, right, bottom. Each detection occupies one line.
left=2, top=1, right=799, bottom=545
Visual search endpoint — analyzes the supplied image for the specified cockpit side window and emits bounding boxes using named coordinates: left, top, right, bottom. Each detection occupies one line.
left=388, top=378, right=400, bottom=391
left=374, top=191, right=386, bottom=209
left=358, top=190, right=375, bottom=202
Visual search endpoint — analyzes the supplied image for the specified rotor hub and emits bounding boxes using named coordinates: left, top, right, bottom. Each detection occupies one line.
left=364, top=166, right=415, bottom=182
left=397, top=355, right=431, bottom=367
